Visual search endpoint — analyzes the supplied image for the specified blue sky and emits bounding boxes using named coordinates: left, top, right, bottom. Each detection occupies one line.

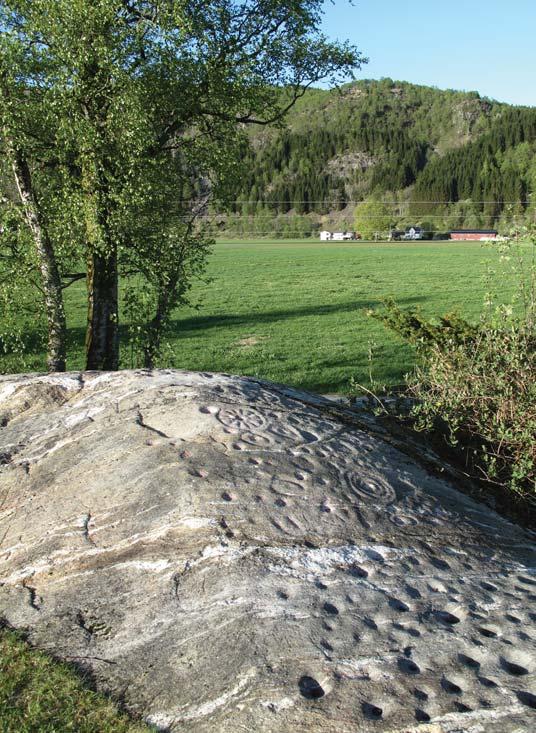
left=321, top=1, right=536, bottom=106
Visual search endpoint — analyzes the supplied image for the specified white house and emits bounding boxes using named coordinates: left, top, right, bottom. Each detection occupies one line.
left=320, top=231, right=358, bottom=241
left=403, top=227, right=424, bottom=240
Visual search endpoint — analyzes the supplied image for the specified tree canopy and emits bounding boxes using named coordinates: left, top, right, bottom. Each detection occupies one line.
left=354, top=198, right=392, bottom=239
left=0, top=0, right=364, bottom=370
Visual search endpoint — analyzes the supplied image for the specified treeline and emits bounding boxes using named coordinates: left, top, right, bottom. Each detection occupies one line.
left=236, top=123, right=429, bottom=215
left=221, top=79, right=536, bottom=232
left=412, top=108, right=536, bottom=222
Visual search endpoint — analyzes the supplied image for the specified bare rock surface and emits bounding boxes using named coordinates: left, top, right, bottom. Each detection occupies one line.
left=0, top=369, right=535, bottom=732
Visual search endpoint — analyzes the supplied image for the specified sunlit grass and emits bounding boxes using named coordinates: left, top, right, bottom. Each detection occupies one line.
left=3, top=239, right=518, bottom=394
left=0, top=627, right=154, bottom=733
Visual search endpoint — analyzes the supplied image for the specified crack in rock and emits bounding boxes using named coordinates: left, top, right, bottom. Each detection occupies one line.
left=136, top=410, right=171, bottom=438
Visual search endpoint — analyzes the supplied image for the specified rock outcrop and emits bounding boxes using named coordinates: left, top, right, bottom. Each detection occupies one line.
left=0, top=370, right=534, bottom=732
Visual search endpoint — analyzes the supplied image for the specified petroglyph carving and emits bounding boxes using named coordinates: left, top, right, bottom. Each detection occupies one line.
left=0, top=369, right=534, bottom=733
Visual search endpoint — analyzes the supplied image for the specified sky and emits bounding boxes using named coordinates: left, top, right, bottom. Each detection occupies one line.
left=320, top=0, right=536, bottom=106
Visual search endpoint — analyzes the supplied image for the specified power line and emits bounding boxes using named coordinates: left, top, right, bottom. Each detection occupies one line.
left=196, top=231, right=515, bottom=235
left=203, top=215, right=526, bottom=219
left=195, top=200, right=534, bottom=205
left=167, top=215, right=531, bottom=221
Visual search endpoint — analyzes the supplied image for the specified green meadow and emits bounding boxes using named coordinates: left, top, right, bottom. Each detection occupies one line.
left=0, top=627, right=154, bottom=733
left=4, top=239, right=519, bottom=393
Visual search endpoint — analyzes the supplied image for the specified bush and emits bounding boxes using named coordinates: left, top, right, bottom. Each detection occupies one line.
left=409, top=319, right=535, bottom=496
left=371, top=233, right=536, bottom=499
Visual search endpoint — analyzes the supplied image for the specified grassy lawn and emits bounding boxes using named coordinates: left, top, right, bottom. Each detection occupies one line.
left=0, top=627, right=154, bottom=733
left=165, top=238, right=518, bottom=392
left=29, top=238, right=517, bottom=394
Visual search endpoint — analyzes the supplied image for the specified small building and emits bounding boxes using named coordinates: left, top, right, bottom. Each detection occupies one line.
left=403, top=226, right=424, bottom=240
left=320, top=231, right=359, bottom=241
left=449, top=230, right=498, bottom=241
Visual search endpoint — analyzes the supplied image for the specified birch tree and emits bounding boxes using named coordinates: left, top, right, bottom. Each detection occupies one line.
left=0, top=44, right=78, bottom=372
left=1, top=0, right=365, bottom=370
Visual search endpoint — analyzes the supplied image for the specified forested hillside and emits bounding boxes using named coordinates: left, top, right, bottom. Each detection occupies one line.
left=217, top=79, right=536, bottom=236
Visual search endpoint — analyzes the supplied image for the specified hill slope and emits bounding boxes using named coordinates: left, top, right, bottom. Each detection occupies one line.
left=221, top=79, right=536, bottom=235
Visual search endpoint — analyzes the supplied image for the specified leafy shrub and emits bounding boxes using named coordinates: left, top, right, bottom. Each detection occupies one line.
left=372, top=297, right=479, bottom=349
left=371, top=234, right=536, bottom=498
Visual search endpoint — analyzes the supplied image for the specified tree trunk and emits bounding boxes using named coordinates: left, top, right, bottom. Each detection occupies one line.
left=80, top=147, right=120, bottom=371
left=85, top=248, right=119, bottom=370
left=143, top=289, right=170, bottom=370
left=10, top=149, right=67, bottom=372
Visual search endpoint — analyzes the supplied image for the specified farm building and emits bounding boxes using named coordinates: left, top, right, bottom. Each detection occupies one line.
left=403, top=226, right=424, bottom=240
left=449, top=229, right=498, bottom=241
left=389, top=227, right=425, bottom=241
left=320, top=231, right=360, bottom=241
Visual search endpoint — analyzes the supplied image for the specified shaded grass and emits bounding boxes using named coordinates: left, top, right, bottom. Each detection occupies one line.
left=2, top=240, right=518, bottom=393
left=0, top=627, right=154, bottom=733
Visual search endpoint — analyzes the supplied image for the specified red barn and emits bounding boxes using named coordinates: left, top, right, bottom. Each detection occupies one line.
left=449, top=230, right=498, bottom=241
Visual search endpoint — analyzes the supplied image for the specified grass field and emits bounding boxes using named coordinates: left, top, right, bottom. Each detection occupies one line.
left=0, top=239, right=527, bottom=729
left=3, top=239, right=519, bottom=393
left=0, top=627, right=154, bottom=732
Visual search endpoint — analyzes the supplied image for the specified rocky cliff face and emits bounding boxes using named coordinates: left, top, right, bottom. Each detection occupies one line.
left=0, top=370, right=534, bottom=732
